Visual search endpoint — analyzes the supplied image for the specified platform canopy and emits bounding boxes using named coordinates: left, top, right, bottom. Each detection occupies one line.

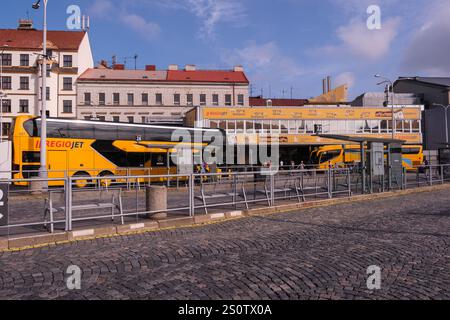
left=316, top=134, right=406, bottom=145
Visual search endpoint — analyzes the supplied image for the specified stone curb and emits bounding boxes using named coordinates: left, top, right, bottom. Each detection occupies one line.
left=2, top=183, right=450, bottom=251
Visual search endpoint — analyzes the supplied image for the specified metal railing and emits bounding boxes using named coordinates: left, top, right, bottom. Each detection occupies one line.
left=1, top=165, right=450, bottom=238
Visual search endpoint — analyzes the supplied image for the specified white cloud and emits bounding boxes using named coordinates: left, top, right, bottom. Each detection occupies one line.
left=120, top=14, right=161, bottom=40
left=88, top=0, right=114, bottom=19
left=88, top=0, right=161, bottom=41
left=402, top=0, right=450, bottom=75
left=335, top=72, right=355, bottom=88
left=333, top=17, right=400, bottom=61
left=222, top=42, right=304, bottom=83
left=187, top=0, right=246, bottom=39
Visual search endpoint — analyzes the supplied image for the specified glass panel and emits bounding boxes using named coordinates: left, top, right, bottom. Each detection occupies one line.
left=412, top=120, right=420, bottom=132
left=246, top=121, right=254, bottom=133
left=65, top=122, right=95, bottom=139
left=94, top=124, right=119, bottom=140
left=280, top=121, right=288, bottom=134
left=271, top=120, right=280, bottom=133
left=356, top=121, right=364, bottom=133
left=236, top=120, right=245, bottom=133
left=305, top=121, right=314, bottom=134
left=380, top=120, right=388, bottom=133
left=396, top=120, right=403, bottom=133
left=262, top=121, right=271, bottom=133
left=227, top=120, right=236, bottom=133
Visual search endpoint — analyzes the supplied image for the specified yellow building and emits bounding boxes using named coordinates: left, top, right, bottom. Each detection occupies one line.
left=185, top=105, right=423, bottom=163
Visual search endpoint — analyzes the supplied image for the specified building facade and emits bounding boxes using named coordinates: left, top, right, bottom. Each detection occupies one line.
left=186, top=105, right=423, bottom=165
left=76, top=64, right=250, bottom=124
left=394, top=77, right=450, bottom=150
left=0, top=20, right=94, bottom=140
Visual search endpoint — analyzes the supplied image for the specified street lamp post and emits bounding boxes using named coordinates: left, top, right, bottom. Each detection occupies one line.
left=375, top=75, right=395, bottom=139
left=33, top=0, right=48, bottom=183
left=433, top=103, right=450, bottom=145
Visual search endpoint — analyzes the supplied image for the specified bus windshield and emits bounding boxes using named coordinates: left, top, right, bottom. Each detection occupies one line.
left=319, top=150, right=341, bottom=164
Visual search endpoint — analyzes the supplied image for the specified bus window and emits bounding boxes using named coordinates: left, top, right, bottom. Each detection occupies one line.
left=319, top=150, right=341, bottom=163
left=94, top=124, right=118, bottom=140
left=23, top=119, right=38, bottom=137
left=152, top=153, right=167, bottom=167
left=401, top=147, right=421, bottom=155
left=310, top=151, right=320, bottom=164
left=65, top=122, right=95, bottom=139
left=127, top=153, right=145, bottom=167
left=22, top=151, right=40, bottom=163
left=119, top=126, right=144, bottom=141
left=48, top=122, right=69, bottom=138
left=146, top=127, right=181, bottom=142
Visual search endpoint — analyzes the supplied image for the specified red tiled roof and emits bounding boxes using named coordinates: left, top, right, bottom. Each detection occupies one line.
left=250, top=98, right=309, bottom=107
left=78, top=69, right=168, bottom=81
left=78, top=68, right=250, bottom=84
left=167, top=70, right=249, bottom=84
left=0, top=29, right=86, bottom=51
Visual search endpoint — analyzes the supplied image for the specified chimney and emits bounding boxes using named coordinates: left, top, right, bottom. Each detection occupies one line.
left=327, top=76, right=332, bottom=92
left=17, top=19, right=34, bottom=30
left=185, top=64, right=196, bottom=71
left=168, top=64, right=178, bottom=71
left=322, top=79, right=327, bottom=94
left=234, top=65, right=244, bottom=72
left=145, top=65, right=156, bottom=71
left=97, top=60, right=108, bottom=69
left=112, top=64, right=125, bottom=70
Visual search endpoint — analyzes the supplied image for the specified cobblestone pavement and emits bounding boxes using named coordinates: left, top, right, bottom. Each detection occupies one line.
left=1, top=188, right=450, bottom=300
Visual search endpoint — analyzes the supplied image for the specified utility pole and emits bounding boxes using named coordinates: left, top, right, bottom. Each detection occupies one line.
left=33, top=0, right=49, bottom=185
left=375, top=75, right=395, bottom=139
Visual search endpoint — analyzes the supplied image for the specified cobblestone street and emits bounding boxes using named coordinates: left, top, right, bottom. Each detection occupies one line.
left=1, top=188, right=450, bottom=300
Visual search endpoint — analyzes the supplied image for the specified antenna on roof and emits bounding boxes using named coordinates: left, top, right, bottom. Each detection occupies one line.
left=124, top=54, right=138, bottom=70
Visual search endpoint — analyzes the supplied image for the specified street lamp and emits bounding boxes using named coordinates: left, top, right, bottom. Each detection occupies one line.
left=0, top=44, right=9, bottom=143
left=375, top=74, right=395, bottom=139
left=32, top=0, right=48, bottom=184
left=433, top=103, right=450, bottom=145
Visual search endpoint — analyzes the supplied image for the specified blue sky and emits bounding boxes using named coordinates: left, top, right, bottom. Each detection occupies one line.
left=2, top=0, right=450, bottom=100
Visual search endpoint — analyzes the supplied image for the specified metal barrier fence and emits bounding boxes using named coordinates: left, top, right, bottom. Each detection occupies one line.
left=1, top=165, right=450, bottom=237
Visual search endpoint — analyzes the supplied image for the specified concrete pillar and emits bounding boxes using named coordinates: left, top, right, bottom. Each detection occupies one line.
left=30, top=178, right=45, bottom=194
left=146, top=186, right=167, bottom=219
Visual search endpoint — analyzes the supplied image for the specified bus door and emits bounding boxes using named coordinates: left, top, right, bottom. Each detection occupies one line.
left=48, top=150, right=68, bottom=179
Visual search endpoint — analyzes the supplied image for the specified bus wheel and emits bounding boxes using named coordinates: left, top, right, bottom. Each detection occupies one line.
left=99, top=171, right=114, bottom=187
left=73, top=172, right=92, bottom=188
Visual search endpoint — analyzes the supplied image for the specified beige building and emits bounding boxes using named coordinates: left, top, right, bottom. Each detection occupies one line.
left=76, top=64, right=250, bottom=124
left=0, top=20, right=94, bottom=140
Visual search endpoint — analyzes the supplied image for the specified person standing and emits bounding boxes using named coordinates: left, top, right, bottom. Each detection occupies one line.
left=210, top=161, right=218, bottom=182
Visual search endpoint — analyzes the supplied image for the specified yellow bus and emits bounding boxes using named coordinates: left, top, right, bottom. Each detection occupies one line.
left=12, top=116, right=223, bottom=187
left=311, top=144, right=424, bottom=170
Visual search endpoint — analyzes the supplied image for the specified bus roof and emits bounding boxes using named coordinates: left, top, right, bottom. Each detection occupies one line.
left=31, top=117, right=223, bottom=134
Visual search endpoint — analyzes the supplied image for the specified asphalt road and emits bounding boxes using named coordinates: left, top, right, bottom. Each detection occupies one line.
left=1, top=188, right=450, bottom=300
